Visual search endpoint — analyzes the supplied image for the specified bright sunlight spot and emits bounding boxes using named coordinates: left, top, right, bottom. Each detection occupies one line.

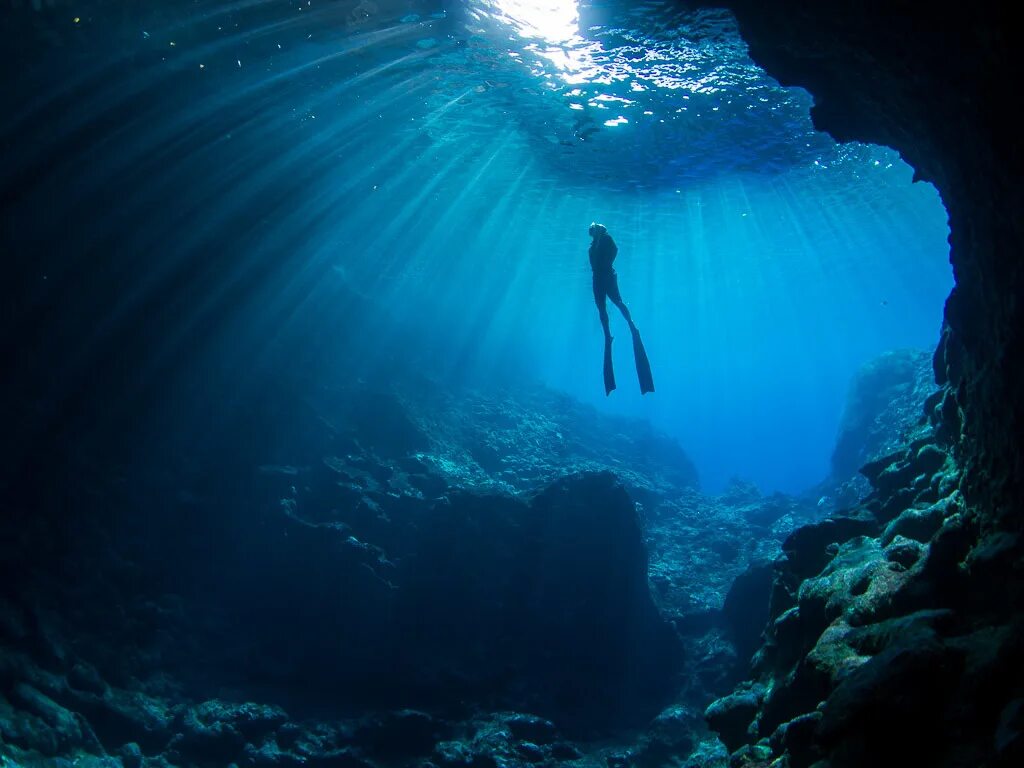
left=491, top=0, right=580, bottom=44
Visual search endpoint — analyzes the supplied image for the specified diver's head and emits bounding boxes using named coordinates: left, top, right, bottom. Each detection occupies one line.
left=589, top=222, right=607, bottom=238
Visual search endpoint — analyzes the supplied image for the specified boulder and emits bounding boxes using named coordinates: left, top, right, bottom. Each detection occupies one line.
left=198, top=471, right=680, bottom=738
left=705, top=687, right=763, bottom=752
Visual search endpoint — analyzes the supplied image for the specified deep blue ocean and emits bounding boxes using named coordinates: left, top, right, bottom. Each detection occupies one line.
left=2, top=0, right=950, bottom=494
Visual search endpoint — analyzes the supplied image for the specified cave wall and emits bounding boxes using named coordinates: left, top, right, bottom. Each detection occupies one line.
left=690, top=2, right=1024, bottom=764
left=700, top=0, right=1023, bottom=536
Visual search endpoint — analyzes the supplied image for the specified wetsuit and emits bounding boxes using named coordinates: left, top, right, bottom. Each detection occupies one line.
left=588, top=228, right=651, bottom=394
left=590, top=232, right=627, bottom=335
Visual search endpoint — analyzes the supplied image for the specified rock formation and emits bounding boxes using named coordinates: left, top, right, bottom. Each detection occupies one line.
left=817, top=348, right=935, bottom=512
left=0, top=371, right=776, bottom=767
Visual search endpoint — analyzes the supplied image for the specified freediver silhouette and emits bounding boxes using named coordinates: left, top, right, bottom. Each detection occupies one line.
left=588, top=222, right=654, bottom=395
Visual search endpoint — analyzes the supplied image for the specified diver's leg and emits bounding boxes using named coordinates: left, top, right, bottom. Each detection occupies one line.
left=612, top=297, right=635, bottom=329
left=594, top=279, right=612, bottom=340
left=598, top=303, right=612, bottom=340
left=607, top=275, right=636, bottom=332
left=596, top=280, right=616, bottom=394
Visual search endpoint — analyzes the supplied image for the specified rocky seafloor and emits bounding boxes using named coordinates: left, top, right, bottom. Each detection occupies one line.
left=2, top=348, right=980, bottom=768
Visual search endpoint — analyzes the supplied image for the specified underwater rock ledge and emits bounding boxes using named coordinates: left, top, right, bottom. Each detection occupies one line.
left=705, top=394, right=1024, bottom=766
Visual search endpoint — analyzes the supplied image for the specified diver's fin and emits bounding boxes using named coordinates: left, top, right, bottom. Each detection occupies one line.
left=631, top=327, right=655, bottom=394
left=603, top=336, right=616, bottom=395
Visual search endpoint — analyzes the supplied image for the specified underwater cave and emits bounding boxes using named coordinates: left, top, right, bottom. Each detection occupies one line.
left=1, top=1, right=1021, bottom=767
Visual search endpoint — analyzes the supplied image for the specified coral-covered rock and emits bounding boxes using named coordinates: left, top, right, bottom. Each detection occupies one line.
left=701, top=399, right=1024, bottom=768
left=781, top=511, right=879, bottom=581
left=880, top=492, right=958, bottom=546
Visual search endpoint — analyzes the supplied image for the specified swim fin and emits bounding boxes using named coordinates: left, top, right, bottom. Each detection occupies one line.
left=631, top=327, right=654, bottom=394
left=603, top=336, right=616, bottom=395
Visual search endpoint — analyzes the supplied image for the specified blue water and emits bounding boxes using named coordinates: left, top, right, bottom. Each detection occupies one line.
left=1, top=0, right=951, bottom=493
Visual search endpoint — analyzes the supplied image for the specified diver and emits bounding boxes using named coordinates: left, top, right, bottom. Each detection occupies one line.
left=588, top=222, right=654, bottom=396
left=589, top=222, right=635, bottom=340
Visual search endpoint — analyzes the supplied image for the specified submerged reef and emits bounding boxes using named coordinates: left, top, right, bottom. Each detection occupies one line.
left=1, top=344, right=968, bottom=768
left=0, top=361, right=829, bottom=768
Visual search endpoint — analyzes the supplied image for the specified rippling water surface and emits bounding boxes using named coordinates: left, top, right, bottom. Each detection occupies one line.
left=1, top=0, right=952, bottom=492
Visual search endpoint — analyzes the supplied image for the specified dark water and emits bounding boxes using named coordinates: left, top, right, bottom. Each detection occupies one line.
left=1, top=0, right=950, bottom=495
